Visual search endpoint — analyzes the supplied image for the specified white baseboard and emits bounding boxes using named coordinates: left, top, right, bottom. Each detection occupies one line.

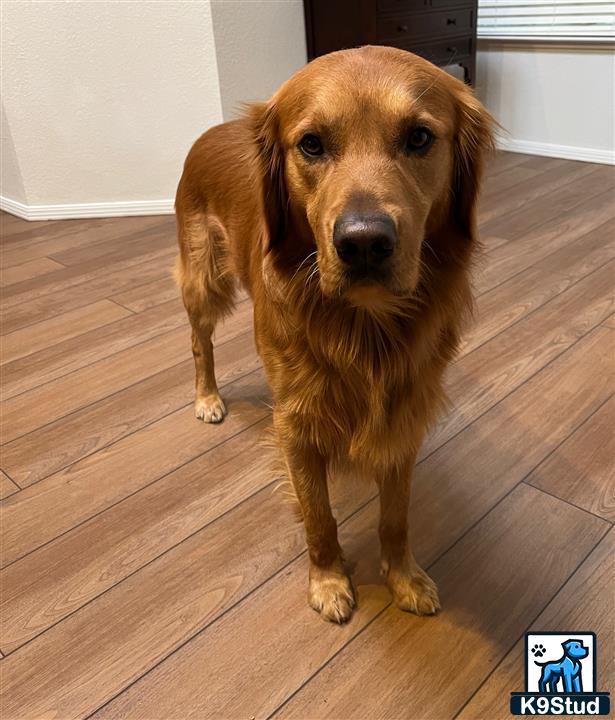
left=496, top=137, right=615, bottom=165
left=0, top=196, right=175, bottom=221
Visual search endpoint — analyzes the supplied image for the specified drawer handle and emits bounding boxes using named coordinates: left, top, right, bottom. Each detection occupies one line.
left=397, top=24, right=408, bottom=32
left=446, top=17, right=457, bottom=25
left=446, top=46, right=457, bottom=53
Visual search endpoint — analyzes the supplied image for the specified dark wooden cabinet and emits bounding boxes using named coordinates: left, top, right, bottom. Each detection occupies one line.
left=304, top=0, right=477, bottom=85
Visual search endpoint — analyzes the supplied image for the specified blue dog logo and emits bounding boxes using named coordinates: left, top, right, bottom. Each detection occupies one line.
left=533, top=639, right=588, bottom=693
left=510, top=631, right=610, bottom=715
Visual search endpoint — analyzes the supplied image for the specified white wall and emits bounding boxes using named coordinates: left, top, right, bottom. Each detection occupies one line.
left=1, top=102, right=26, bottom=205
left=211, top=0, right=307, bottom=121
left=476, top=41, right=615, bottom=164
left=1, top=0, right=223, bottom=217
left=1, top=0, right=308, bottom=219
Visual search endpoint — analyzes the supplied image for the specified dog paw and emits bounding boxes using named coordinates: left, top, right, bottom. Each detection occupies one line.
left=387, top=565, right=440, bottom=616
left=531, top=643, right=546, bottom=658
left=308, top=566, right=355, bottom=624
left=195, top=394, right=227, bottom=423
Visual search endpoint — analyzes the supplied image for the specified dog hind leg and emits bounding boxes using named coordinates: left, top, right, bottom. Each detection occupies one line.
left=175, top=208, right=236, bottom=423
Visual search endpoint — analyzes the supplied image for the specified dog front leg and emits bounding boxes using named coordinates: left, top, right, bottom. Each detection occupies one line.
left=279, top=433, right=354, bottom=623
left=377, top=458, right=440, bottom=615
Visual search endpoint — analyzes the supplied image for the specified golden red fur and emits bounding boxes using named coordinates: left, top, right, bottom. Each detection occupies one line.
left=175, top=46, right=494, bottom=623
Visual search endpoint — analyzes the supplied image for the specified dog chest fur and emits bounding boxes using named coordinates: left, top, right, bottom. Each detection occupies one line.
left=256, top=287, right=456, bottom=470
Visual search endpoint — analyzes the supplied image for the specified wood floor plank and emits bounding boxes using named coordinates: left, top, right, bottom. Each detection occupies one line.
left=0, top=257, right=65, bottom=287
left=1, top=216, right=171, bottom=267
left=0, top=210, right=30, bottom=230
left=0, top=418, right=274, bottom=652
left=110, top=276, right=178, bottom=312
left=0, top=368, right=270, bottom=568
left=480, top=164, right=544, bottom=200
left=2, top=330, right=259, bottom=486
left=48, top=221, right=174, bottom=267
left=1, top=297, right=185, bottom=399
left=0, top=299, right=132, bottom=366
left=477, top=158, right=596, bottom=227
left=481, top=235, right=510, bottom=251
left=516, top=155, right=574, bottom=171
left=92, top=504, right=387, bottom=720
left=0, top=478, right=313, bottom=718
left=458, top=528, right=614, bottom=720
left=526, top=396, right=615, bottom=521
left=1, top=215, right=148, bottom=247
left=0, top=301, right=252, bottom=445
left=276, top=486, right=607, bottom=720
left=0, top=471, right=19, bottom=500
left=463, top=219, right=615, bottom=355
left=603, top=314, right=615, bottom=329
left=59, top=326, right=615, bottom=720
left=484, top=151, right=537, bottom=177
left=1, top=217, right=64, bottom=247
left=476, top=188, right=615, bottom=294
left=428, top=262, right=614, bottom=454
left=1, top=253, right=174, bottom=334
left=1, top=229, right=174, bottom=306
left=111, top=277, right=249, bottom=313
left=479, top=166, right=614, bottom=243
left=0, top=325, right=190, bottom=445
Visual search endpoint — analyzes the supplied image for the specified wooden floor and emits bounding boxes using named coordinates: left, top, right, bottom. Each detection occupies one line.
left=1, top=152, right=614, bottom=720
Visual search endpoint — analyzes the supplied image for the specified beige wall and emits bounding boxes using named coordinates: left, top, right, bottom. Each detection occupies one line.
left=211, top=0, right=307, bottom=120
left=1, top=0, right=308, bottom=218
left=1, top=0, right=223, bottom=212
left=1, top=103, right=26, bottom=204
left=476, top=41, right=615, bottom=163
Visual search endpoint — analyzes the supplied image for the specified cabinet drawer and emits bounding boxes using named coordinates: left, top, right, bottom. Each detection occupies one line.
left=378, top=0, right=473, bottom=10
left=378, top=7, right=474, bottom=42
left=406, top=37, right=472, bottom=64
left=377, top=0, right=427, bottom=12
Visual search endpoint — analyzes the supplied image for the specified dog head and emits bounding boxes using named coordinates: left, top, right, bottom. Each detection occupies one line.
left=250, top=46, right=494, bottom=309
left=563, top=640, right=589, bottom=660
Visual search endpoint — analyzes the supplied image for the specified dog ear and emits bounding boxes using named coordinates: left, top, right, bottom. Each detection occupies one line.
left=249, top=101, right=287, bottom=254
left=450, top=84, right=495, bottom=242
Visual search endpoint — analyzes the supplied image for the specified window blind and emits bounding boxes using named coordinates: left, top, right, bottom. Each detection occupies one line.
left=477, top=1, right=615, bottom=41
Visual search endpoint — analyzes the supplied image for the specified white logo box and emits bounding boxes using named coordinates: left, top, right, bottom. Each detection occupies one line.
left=526, top=632, right=596, bottom=693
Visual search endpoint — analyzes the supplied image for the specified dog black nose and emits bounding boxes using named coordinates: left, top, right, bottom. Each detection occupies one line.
left=333, top=214, right=397, bottom=267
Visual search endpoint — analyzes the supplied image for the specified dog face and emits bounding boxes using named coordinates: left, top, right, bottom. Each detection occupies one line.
left=252, top=46, right=493, bottom=307
left=563, top=640, right=589, bottom=660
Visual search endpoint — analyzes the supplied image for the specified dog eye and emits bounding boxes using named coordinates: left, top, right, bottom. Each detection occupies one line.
left=406, top=127, right=434, bottom=153
left=299, top=134, right=324, bottom=157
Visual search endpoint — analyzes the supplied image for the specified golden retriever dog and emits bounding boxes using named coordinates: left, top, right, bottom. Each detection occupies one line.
left=175, top=45, right=494, bottom=623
